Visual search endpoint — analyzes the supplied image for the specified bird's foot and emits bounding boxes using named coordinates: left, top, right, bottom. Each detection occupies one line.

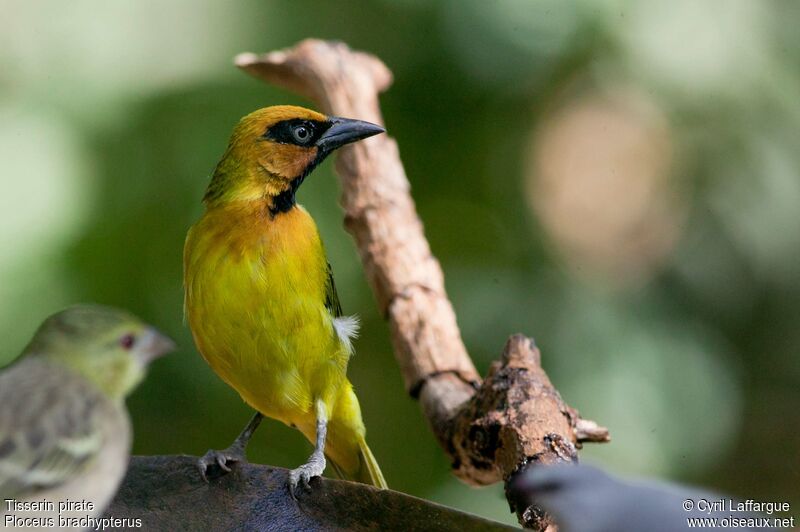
left=198, top=444, right=246, bottom=482
left=288, top=451, right=326, bottom=497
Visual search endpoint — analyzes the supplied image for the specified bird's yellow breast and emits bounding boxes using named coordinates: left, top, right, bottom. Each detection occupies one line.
left=184, top=201, right=348, bottom=425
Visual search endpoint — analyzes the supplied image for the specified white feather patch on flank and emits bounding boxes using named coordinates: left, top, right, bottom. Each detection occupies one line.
left=333, top=315, right=360, bottom=354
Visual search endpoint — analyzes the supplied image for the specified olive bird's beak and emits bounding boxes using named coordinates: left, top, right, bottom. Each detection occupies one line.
left=316, top=117, right=385, bottom=152
left=136, top=327, right=176, bottom=366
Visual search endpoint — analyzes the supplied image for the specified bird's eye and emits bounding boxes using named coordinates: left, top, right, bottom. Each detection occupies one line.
left=120, top=334, right=136, bottom=350
left=292, top=125, right=311, bottom=143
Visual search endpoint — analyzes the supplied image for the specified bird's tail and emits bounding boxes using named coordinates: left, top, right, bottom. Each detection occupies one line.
left=324, top=384, right=387, bottom=489
left=328, top=436, right=387, bottom=489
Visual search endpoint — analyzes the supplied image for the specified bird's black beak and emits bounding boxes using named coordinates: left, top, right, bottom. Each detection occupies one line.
left=316, top=117, right=385, bottom=152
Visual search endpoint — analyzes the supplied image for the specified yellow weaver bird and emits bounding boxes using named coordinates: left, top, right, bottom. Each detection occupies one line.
left=184, top=105, right=386, bottom=491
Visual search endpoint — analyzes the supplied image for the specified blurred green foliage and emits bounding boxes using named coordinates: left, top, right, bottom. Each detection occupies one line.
left=1, top=0, right=798, bottom=525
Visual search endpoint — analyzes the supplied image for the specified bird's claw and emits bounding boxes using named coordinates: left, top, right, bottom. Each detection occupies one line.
left=198, top=446, right=245, bottom=482
left=288, top=452, right=326, bottom=498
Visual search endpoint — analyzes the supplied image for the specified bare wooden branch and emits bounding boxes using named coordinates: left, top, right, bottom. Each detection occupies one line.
left=236, top=39, right=609, bottom=528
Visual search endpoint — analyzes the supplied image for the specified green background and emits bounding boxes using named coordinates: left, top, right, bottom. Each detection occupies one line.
left=1, top=0, right=798, bottom=525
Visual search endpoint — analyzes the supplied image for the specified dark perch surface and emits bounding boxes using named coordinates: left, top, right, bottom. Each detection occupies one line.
left=106, top=455, right=517, bottom=531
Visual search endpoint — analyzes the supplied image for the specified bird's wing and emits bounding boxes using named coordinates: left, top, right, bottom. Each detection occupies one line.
left=0, top=359, right=109, bottom=498
left=324, top=262, right=360, bottom=355
left=324, top=261, right=343, bottom=318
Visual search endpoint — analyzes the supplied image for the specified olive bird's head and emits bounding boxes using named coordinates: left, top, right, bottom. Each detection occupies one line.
left=21, top=305, right=174, bottom=400
left=204, top=105, right=385, bottom=213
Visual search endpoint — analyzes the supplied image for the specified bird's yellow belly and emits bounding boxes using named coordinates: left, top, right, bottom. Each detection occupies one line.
left=184, top=205, right=347, bottom=426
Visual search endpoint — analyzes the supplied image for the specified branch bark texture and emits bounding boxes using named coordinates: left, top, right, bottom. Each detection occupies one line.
left=236, top=40, right=609, bottom=528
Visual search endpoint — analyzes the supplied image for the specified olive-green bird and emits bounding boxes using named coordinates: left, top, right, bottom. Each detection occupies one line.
left=0, top=305, right=174, bottom=523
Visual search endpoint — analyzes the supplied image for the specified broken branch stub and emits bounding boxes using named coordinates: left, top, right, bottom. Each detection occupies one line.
left=236, top=40, right=609, bottom=518
left=450, top=336, right=580, bottom=484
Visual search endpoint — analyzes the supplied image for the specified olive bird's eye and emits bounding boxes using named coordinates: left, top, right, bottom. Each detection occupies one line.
left=292, top=125, right=311, bottom=144
left=120, top=334, right=136, bottom=350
